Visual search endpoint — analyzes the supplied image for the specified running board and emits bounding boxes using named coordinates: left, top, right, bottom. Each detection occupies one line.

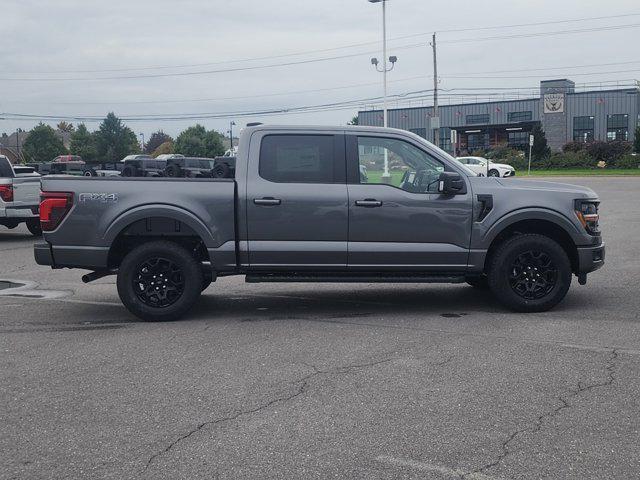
left=246, top=272, right=466, bottom=283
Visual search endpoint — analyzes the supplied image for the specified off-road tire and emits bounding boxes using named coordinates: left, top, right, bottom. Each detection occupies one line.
left=211, top=162, right=231, bottom=178
left=117, top=240, right=201, bottom=321
left=122, top=165, right=137, bottom=177
left=164, top=165, right=181, bottom=177
left=488, top=233, right=571, bottom=312
left=26, top=219, right=42, bottom=236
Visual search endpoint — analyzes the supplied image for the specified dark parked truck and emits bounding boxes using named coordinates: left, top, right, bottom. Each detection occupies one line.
left=34, top=125, right=605, bottom=321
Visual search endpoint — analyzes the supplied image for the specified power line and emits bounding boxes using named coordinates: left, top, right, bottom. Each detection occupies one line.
left=12, top=12, right=640, bottom=75
left=2, top=83, right=637, bottom=123
left=2, top=23, right=639, bottom=82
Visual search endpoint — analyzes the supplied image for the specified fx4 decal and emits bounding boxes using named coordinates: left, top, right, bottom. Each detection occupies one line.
left=78, top=193, right=119, bottom=203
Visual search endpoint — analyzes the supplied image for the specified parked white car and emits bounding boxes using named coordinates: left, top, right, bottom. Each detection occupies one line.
left=456, top=156, right=516, bottom=178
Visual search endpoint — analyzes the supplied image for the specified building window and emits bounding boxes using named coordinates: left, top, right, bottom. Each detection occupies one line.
left=607, top=114, right=628, bottom=141
left=573, top=116, right=595, bottom=142
left=409, top=128, right=426, bottom=139
left=439, top=127, right=452, bottom=152
left=467, top=133, right=489, bottom=150
left=508, top=131, right=529, bottom=148
left=466, top=114, right=490, bottom=124
left=507, top=111, right=533, bottom=122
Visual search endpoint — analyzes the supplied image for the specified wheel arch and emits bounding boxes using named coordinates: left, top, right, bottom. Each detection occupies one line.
left=104, top=205, right=215, bottom=268
left=482, top=209, right=582, bottom=274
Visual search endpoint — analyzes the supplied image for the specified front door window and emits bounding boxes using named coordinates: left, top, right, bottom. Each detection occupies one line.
left=357, top=136, right=444, bottom=194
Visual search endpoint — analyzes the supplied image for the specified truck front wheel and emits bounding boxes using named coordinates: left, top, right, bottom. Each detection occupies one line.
left=117, top=240, right=202, bottom=321
left=487, top=234, right=572, bottom=312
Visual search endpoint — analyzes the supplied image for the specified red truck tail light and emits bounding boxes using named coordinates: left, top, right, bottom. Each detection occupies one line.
left=0, top=185, right=13, bottom=202
left=40, top=192, right=73, bottom=231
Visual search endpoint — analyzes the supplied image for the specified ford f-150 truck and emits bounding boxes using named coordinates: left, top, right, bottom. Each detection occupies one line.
left=34, top=125, right=605, bottom=321
left=1, top=155, right=42, bottom=235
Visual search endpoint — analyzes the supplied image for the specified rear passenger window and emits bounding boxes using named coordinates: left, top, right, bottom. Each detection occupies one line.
left=259, top=135, right=341, bottom=183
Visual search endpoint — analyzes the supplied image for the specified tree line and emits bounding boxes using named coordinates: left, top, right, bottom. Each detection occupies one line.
left=16, top=113, right=226, bottom=163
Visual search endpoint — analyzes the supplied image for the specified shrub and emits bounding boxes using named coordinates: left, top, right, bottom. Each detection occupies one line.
left=537, top=151, right=597, bottom=169
left=585, top=140, right=632, bottom=162
left=612, top=154, right=640, bottom=169
left=486, top=145, right=522, bottom=161
left=562, top=141, right=586, bottom=153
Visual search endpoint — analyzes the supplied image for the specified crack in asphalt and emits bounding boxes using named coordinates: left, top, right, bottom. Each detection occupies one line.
left=462, top=349, right=619, bottom=479
left=140, top=356, right=402, bottom=475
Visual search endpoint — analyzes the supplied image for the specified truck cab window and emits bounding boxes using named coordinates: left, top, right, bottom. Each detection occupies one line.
left=357, top=136, right=444, bottom=193
left=259, top=135, right=339, bottom=183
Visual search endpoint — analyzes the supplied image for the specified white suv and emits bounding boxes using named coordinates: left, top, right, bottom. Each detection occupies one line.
left=457, top=156, right=515, bottom=178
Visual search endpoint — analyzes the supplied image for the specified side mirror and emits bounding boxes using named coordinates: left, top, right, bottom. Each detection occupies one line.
left=438, top=171, right=466, bottom=195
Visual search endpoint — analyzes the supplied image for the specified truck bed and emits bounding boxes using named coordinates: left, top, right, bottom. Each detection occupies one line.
left=38, top=176, right=237, bottom=271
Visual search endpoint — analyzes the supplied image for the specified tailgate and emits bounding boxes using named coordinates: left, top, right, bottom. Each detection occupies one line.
left=11, top=176, right=41, bottom=208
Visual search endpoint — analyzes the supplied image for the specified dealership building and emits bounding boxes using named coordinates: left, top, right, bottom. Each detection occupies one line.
left=358, top=79, right=639, bottom=154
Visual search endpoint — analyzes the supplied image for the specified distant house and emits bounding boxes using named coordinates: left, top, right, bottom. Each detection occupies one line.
left=0, top=129, right=72, bottom=163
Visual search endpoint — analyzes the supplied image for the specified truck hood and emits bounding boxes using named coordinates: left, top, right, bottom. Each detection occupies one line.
left=495, top=178, right=598, bottom=199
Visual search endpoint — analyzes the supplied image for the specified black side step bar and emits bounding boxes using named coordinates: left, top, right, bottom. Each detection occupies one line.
left=246, top=273, right=466, bottom=284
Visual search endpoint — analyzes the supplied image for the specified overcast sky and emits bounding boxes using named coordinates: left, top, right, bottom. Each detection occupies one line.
left=1, top=0, right=639, bottom=140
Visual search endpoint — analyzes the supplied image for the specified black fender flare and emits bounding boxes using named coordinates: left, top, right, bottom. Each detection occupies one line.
left=103, top=204, right=218, bottom=248
left=480, top=207, right=584, bottom=250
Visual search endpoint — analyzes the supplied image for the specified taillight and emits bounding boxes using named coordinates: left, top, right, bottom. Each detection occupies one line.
left=40, top=191, right=73, bottom=231
left=0, top=185, right=13, bottom=202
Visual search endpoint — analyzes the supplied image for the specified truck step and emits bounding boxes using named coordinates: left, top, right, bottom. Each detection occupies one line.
left=245, top=272, right=466, bottom=284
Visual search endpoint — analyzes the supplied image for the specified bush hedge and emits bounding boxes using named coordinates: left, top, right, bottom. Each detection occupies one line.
left=496, top=140, right=637, bottom=170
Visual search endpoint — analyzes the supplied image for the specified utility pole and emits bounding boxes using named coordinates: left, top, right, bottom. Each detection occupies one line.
left=229, top=121, right=236, bottom=151
left=16, top=129, right=20, bottom=157
left=431, top=32, right=439, bottom=148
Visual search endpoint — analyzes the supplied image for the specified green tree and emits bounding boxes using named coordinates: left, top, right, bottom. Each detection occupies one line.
left=69, top=123, right=97, bottom=162
left=531, top=124, right=550, bottom=160
left=145, top=130, right=173, bottom=154
left=56, top=121, right=75, bottom=133
left=348, top=115, right=359, bottom=125
left=22, top=123, right=67, bottom=162
left=152, top=141, right=174, bottom=157
left=95, top=112, right=140, bottom=162
left=174, top=124, right=224, bottom=157
left=634, top=126, right=640, bottom=153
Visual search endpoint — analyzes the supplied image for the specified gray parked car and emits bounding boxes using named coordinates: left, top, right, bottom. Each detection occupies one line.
left=34, top=125, right=604, bottom=321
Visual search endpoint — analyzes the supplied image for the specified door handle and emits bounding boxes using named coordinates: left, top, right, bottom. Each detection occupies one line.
left=253, top=197, right=281, bottom=206
left=355, top=199, right=383, bottom=207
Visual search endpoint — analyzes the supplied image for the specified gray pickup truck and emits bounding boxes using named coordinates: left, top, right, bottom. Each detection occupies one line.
left=34, top=125, right=604, bottom=321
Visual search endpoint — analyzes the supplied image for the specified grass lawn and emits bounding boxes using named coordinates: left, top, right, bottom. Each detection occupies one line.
left=366, top=170, right=405, bottom=186
left=524, top=169, right=640, bottom=176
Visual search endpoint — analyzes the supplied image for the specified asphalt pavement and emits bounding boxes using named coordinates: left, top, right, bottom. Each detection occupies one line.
left=1, top=177, right=639, bottom=480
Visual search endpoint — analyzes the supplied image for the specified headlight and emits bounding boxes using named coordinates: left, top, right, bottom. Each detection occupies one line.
left=574, top=200, right=600, bottom=235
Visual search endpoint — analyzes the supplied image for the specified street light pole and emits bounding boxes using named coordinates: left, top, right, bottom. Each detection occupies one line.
left=369, top=0, right=397, bottom=181
left=381, top=0, right=387, bottom=128
left=139, top=133, right=145, bottom=153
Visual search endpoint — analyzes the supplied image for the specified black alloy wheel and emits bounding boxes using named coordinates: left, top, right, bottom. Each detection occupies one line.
left=508, top=250, right=558, bottom=300
left=133, top=256, right=185, bottom=307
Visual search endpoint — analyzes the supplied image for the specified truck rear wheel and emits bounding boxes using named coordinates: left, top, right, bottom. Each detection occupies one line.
left=117, top=240, right=201, bottom=321
left=487, top=234, right=571, bottom=312
left=26, top=219, right=42, bottom=236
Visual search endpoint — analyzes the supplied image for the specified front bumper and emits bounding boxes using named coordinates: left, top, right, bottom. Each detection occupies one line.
left=503, top=170, right=515, bottom=177
left=576, top=242, right=605, bottom=274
